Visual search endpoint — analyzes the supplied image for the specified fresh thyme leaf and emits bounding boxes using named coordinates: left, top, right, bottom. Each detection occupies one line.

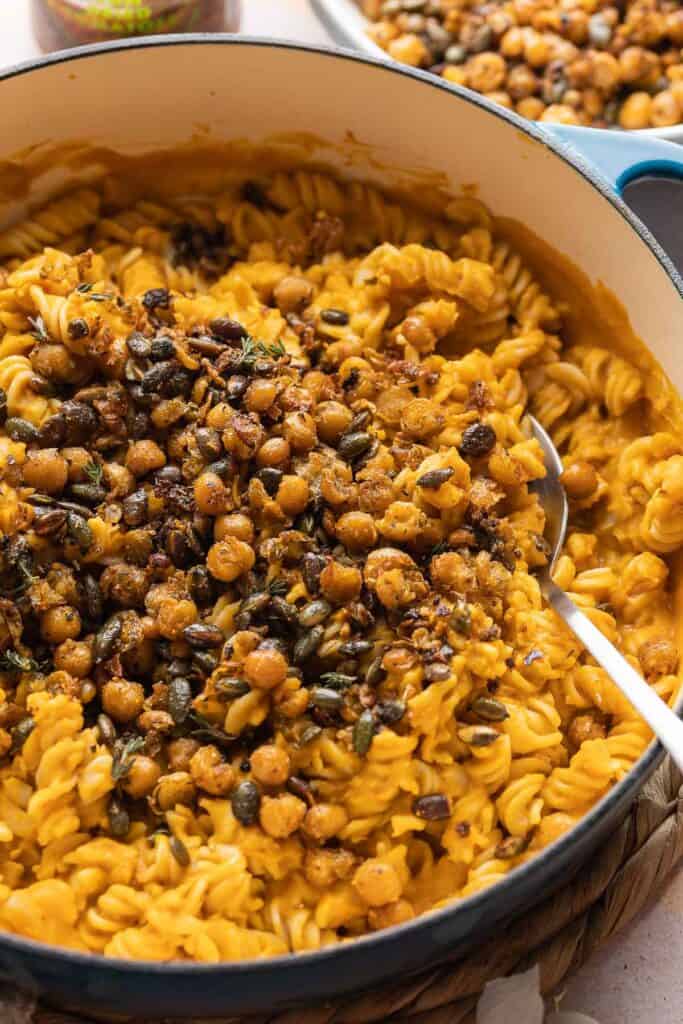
left=111, top=736, right=146, bottom=782
left=84, top=461, right=103, bottom=486
left=28, top=315, right=49, bottom=343
left=0, top=650, right=38, bottom=673
left=239, top=335, right=286, bottom=367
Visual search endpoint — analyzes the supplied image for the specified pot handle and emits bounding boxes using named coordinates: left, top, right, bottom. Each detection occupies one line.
left=541, top=124, right=683, bottom=195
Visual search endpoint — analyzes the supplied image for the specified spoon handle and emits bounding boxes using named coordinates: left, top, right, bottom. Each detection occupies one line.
left=545, top=580, right=683, bottom=775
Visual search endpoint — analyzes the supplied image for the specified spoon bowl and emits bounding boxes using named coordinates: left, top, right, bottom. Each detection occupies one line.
left=529, top=415, right=683, bottom=774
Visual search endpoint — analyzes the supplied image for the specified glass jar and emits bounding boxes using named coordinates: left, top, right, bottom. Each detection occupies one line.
left=31, top=1, right=240, bottom=51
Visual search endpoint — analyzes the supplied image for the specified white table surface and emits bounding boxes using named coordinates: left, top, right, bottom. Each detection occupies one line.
left=1, top=3, right=682, bottom=1021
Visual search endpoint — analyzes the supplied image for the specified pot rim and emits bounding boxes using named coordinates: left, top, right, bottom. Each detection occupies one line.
left=0, top=33, right=679, bottom=978
left=310, top=0, right=683, bottom=145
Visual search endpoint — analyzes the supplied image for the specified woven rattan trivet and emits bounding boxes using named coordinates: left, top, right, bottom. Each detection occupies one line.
left=6, top=756, right=682, bottom=1024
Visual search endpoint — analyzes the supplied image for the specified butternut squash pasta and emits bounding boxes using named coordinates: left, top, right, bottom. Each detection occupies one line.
left=0, top=167, right=680, bottom=961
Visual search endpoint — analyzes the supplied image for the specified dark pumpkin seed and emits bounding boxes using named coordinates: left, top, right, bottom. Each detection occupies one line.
left=310, top=687, right=344, bottom=712
left=240, top=591, right=270, bottom=618
left=287, top=775, right=315, bottom=807
left=192, top=650, right=218, bottom=676
left=0, top=388, right=7, bottom=424
left=352, top=709, right=376, bottom=755
left=302, top=552, right=326, bottom=595
left=122, top=490, right=148, bottom=527
left=231, top=780, right=261, bottom=825
left=169, top=835, right=191, bottom=866
left=70, top=483, right=106, bottom=506
left=187, top=565, right=214, bottom=607
left=293, top=625, right=324, bottom=664
left=68, top=317, right=89, bottom=341
left=108, top=796, right=130, bottom=838
left=255, top=467, right=283, bottom=496
left=459, top=422, right=496, bottom=458
left=5, top=417, right=38, bottom=443
left=377, top=699, right=406, bottom=725
left=84, top=574, right=104, bottom=622
left=93, top=614, right=122, bottom=664
left=37, top=413, right=66, bottom=447
left=168, top=677, right=193, bottom=724
left=337, top=431, right=373, bottom=461
left=97, top=713, right=117, bottom=747
left=339, top=638, right=373, bottom=657
left=33, top=508, right=67, bottom=536
left=215, top=677, right=250, bottom=699
left=195, top=427, right=222, bottom=462
left=142, top=287, right=170, bottom=311
left=182, top=623, right=224, bottom=649
left=424, top=662, right=451, bottom=683
left=417, top=467, right=454, bottom=489
left=268, top=595, right=300, bottom=629
left=66, top=512, right=93, bottom=550
left=298, top=723, right=322, bottom=746
left=298, top=600, right=332, bottom=628
left=470, top=695, right=509, bottom=722
left=413, top=793, right=451, bottom=820
left=127, top=332, right=152, bottom=358
left=9, top=717, right=35, bottom=755
left=320, top=671, right=356, bottom=690
left=210, top=316, right=247, bottom=341
left=458, top=725, right=500, bottom=747
left=365, top=653, right=386, bottom=687
left=495, top=836, right=528, bottom=860
left=320, top=308, right=349, bottom=326
left=150, top=336, right=175, bottom=360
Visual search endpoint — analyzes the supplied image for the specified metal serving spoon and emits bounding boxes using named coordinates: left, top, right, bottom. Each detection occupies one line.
left=529, top=415, right=683, bottom=774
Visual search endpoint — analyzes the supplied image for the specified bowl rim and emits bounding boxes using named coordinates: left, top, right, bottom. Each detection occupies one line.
left=0, top=33, right=680, bottom=979
left=310, top=0, right=683, bottom=145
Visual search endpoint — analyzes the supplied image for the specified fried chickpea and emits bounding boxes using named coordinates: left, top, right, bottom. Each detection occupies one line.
left=125, top=440, right=166, bottom=477
left=400, top=315, right=436, bottom=354
left=250, top=744, right=291, bottom=786
left=189, top=744, right=235, bottom=795
left=259, top=793, right=307, bottom=839
left=137, top=710, right=174, bottom=733
left=276, top=475, right=309, bottom=516
left=31, top=342, right=82, bottom=381
left=517, top=96, right=546, bottom=119
left=243, top=647, right=288, bottom=691
left=122, top=755, right=161, bottom=798
left=560, top=461, right=598, bottom=500
left=282, top=411, right=317, bottom=452
left=319, top=561, right=362, bottom=604
left=245, top=378, right=278, bottom=413
left=193, top=471, right=228, bottom=516
left=524, top=32, right=550, bottom=67
left=304, top=848, right=356, bottom=888
left=591, top=52, right=620, bottom=93
left=167, top=737, right=200, bottom=771
left=508, top=64, right=540, bottom=100
left=568, top=712, right=607, bottom=748
left=467, top=51, right=506, bottom=92
left=400, top=398, right=443, bottom=439
left=639, top=638, right=679, bottom=678
left=101, top=678, right=145, bottom=723
left=40, top=605, right=81, bottom=644
left=442, top=66, right=468, bottom=87
left=207, top=538, right=255, bottom=581
left=256, top=437, right=291, bottom=468
left=315, top=400, right=353, bottom=445
left=214, top=512, right=254, bottom=544
left=153, top=771, right=196, bottom=811
left=368, top=899, right=415, bottom=930
left=618, top=92, right=653, bottom=129
left=352, top=859, right=402, bottom=907
left=650, top=90, right=681, bottom=127
left=387, top=32, right=429, bottom=67
left=273, top=274, right=313, bottom=313
left=335, top=510, right=378, bottom=551
left=157, top=598, right=198, bottom=640
left=22, top=449, right=69, bottom=494
left=54, top=639, right=93, bottom=678
left=540, top=104, right=581, bottom=125
left=302, top=802, right=349, bottom=841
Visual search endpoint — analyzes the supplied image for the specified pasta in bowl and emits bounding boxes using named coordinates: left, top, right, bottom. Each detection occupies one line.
left=0, top=159, right=681, bottom=966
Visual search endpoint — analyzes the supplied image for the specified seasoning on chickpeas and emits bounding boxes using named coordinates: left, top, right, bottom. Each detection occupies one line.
left=352, top=859, right=402, bottom=907
left=250, top=744, right=291, bottom=786
left=243, top=647, right=288, bottom=690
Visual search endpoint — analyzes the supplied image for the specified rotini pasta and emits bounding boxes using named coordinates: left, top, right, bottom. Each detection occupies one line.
left=0, top=162, right=679, bottom=963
